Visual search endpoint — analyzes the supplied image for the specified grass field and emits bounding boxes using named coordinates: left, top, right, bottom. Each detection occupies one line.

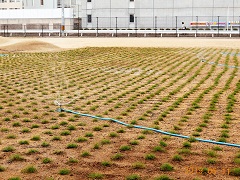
left=0, top=47, right=240, bottom=180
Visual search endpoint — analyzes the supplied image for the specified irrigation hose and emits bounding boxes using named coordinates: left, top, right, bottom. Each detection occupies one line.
left=58, top=108, right=240, bottom=148
left=201, top=60, right=240, bottom=69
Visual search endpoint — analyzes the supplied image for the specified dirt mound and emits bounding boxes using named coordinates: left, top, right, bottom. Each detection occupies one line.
left=0, top=40, right=60, bottom=52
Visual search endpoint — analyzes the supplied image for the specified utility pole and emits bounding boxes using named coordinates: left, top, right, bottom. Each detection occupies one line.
left=61, top=0, right=65, bottom=36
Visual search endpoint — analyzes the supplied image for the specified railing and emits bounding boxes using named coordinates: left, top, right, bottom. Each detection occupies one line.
left=0, top=16, right=240, bottom=37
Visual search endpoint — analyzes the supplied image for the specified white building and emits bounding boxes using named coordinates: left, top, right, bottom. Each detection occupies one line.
left=81, top=0, right=240, bottom=29
left=0, top=0, right=23, bottom=10
left=0, top=0, right=240, bottom=31
left=0, top=0, right=81, bottom=30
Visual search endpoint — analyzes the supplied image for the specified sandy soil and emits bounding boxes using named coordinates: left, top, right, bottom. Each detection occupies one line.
left=0, top=37, right=240, bottom=52
left=0, top=38, right=240, bottom=180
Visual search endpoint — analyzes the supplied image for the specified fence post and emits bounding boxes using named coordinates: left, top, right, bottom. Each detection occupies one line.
left=78, top=17, right=80, bottom=37
left=116, top=17, right=118, bottom=37
left=3, top=25, right=5, bottom=37
left=175, top=16, right=178, bottom=37
left=7, top=25, right=8, bottom=37
left=59, top=25, right=61, bottom=37
left=96, top=17, right=98, bottom=37
left=42, top=25, right=44, bottom=37
left=196, top=16, right=198, bottom=37
left=155, top=16, right=157, bottom=37
left=24, top=25, right=26, bottom=37
left=218, top=16, right=220, bottom=37
left=135, top=17, right=137, bottom=37
left=239, top=16, right=240, bottom=37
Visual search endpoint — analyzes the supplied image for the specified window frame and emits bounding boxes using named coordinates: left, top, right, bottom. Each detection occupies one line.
left=87, top=14, right=92, bottom=23
left=129, top=14, right=134, bottom=23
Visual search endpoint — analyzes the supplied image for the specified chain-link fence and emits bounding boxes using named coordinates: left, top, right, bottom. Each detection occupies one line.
left=1, top=16, right=240, bottom=37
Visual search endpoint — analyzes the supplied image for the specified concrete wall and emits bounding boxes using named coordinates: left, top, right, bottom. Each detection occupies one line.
left=0, top=8, right=74, bottom=30
left=80, top=0, right=240, bottom=29
left=23, top=0, right=80, bottom=9
left=0, top=0, right=23, bottom=9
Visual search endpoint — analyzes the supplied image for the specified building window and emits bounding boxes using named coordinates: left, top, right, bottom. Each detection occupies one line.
left=130, top=14, right=134, bottom=23
left=87, top=14, right=92, bottom=23
left=40, top=0, right=44, bottom=5
left=87, top=0, right=91, bottom=2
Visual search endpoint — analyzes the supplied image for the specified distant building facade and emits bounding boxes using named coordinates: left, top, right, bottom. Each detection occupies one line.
left=0, top=0, right=23, bottom=10
left=0, top=0, right=240, bottom=31
left=81, top=0, right=240, bottom=29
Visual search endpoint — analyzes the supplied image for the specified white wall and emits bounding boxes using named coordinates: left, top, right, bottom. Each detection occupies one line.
left=0, top=8, right=73, bottom=19
left=80, top=0, right=240, bottom=29
left=0, top=0, right=23, bottom=9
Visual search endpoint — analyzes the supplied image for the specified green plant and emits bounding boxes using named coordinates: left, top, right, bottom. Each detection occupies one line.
left=8, top=177, right=21, bottom=180
left=101, top=139, right=111, bottom=145
left=19, top=140, right=29, bottom=145
left=117, top=129, right=125, bottom=133
left=154, top=175, right=171, bottom=180
left=52, top=136, right=61, bottom=141
left=6, top=134, right=16, bottom=139
left=51, top=125, right=59, bottom=129
left=126, top=174, right=141, bottom=180
left=160, top=141, right=167, bottom=147
left=212, top=146, right=222, bottom=151
left=88, top=173, right=104, bottom=179
left=137, top=135, right=145, bottom=139
left=69, top=157, right=78, bottom=163
left=85, top=132, right=93, bottom=137
left=93, top=143, right=100, bottom=149
left=111, top=153, right=123, bottom=160
left=230, top=168, right=240, bottom=176
left=153, top=146, right=164, bottom=152
left=42, top=158, right=52, bottom=164
left=59, top=113, right=66, bottom=117
left=31, top=135, right=40, bottom=141
left=53, top=150, right=64, bottom=155
left=172, top=154, right=183, bottom=161
left=31, top=124, right=39, bottom=129
left=206, top=150, right=217, bottom=157
left=76, top=137, right=87, bottom=142
left=60, top=130, right=71, bottom=136
left=21, top=128, right=30, bottom=133
left=59, top=121, right=68, bottom=126
left=120, top=145, right=131, bottom=151
left=132, top=162, right=145, bottom=169
left=183, top=141, right=191, bottom=148
left=101, top=161, right=112, bottom=167
left=27, top=149, right=38, bottom=154
left=59, top=169, right=70, bottom=175
left=160, top=163, right=174, bottom=171
left=0, top=166, right=5, bottom=172
left=12, top=122, right=21, bottom=127
left=41, top=141, right=50, bottom=147
left=1, top=128, right=9, bottom=132
left=93, top=126, right=102, bottom=131
left=10, top=154, right=24, bottom=161
left=109, top=132, right=118, bottom=137
left=178, top=148, right=191, bottom=155
left=207, top=158, right=216, bottom=164
left=81, top=151, right=90, bottom=157
left=67, top=143, right=78, bottom=148
left=145, top=153, right=156, bottom=160
left=188, top=136, right=197, bottom=142
left=129, top=140, right=139, bottom=145
left=22, top=165, right=37, bottom=173
left=68, top=125, right=76, bottom=131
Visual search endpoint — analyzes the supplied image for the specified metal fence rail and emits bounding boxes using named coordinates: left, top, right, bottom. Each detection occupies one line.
left=0, top=16, right=240, bottom=37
